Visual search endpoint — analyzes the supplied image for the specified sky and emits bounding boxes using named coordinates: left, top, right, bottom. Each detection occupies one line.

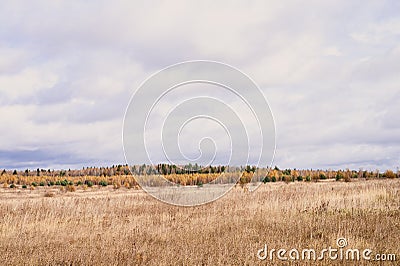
left=0, top=0, right=399, bottom=170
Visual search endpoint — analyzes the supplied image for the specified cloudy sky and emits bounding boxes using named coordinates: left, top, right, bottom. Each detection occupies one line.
left=0, top=1, right=399, bottom=170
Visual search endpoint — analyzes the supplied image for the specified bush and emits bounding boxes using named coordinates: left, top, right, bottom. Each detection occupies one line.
left=76, top=181, right=83, bottom=186
left=336, top=173, right=343, bottom=181
left=9, top=184, right=16, bottom=189
left=39, top=181, right=45, bottom=186
left=271, top=176, right=277, bottom=182
left=99, top=180, right=108, bottom=187
left=86, top=181, right=93, bottom=187
left=263, top=176, right=271, bottom=183
left=319, top=174, right=327, bottom=180
left=60, top=180, right=68, bottom=186
left=55, top=180, right=61, bottom=186
left=22, top=184, right=27, bottom=189
left=297, top=176, right=303, bottom=182
left=31, top=182, right=38, bottom=187
left=48, top=181, right=55, bottom=186
left=66, top=185, right=76, bottom=192
left=305, top=176, right=311, bottom=182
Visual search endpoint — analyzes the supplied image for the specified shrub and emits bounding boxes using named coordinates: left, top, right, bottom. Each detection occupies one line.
left=76, top=181, right=83, bottom=186
left=305, top=176, right=311, bottom=182
left=99, top=180, right=108, bottom=187
left=55, top=180, right=61, bottom=186
left=60, top=180, right=68, bottom=186
left=297, top=176, right=303, bottom=182
left=263, top=176, right=271, bottom=183
left=31, top=182, right=38, bottom=187
left=271, top=176, right=277, bottom=182
left=86, top=181, right=93, bottom=187
left=39, top=181, right=45, bottom=186
left=66, top=185, right=76, bottom=192
left=336, top=173, right=343, bottom=181
left=22, top=184, right=27, bottom=189
left=9, top=184, right=16, bottom=189
left=319, top=174, right=327, bottom=180
left=48, top=181, right=55, bottom=186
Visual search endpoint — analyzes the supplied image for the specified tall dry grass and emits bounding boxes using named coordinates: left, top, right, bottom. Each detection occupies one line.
left=0, top=179, right=399, bottom=265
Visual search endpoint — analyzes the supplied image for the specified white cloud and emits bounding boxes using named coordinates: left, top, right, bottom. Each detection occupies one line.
left=323, top=47, right=342, bottom=56
left=0, top=45, right=30, bottom=73
left=350, top=18, right=400, bottom=45
left=0, top=68, right=58, bottom=101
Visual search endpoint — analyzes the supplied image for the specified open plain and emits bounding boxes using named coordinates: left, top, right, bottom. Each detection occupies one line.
left=0, top=179, right=399, bottom=265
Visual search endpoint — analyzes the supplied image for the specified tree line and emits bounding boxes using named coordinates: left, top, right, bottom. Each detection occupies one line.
left=1, top=164, right=399, bottom=180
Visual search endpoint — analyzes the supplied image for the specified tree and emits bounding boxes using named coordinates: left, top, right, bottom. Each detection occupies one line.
left=384, top=170, right=396, bottom=179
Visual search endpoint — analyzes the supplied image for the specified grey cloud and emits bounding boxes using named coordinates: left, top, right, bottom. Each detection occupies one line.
left=30, top=95, right=127, bottom=124
left=0, top=149, right=94, bottom=170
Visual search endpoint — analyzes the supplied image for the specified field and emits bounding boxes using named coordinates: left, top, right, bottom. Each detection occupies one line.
left=0, top=179, right=399, bottom=265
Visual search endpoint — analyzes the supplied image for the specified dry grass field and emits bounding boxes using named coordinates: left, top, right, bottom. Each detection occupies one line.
left=0, top=179, right=399, bottom=265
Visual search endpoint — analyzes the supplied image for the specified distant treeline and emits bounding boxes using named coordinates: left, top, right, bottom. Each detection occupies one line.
left=263, top=167, right=399, bottom=182
left=1, top=164, right=399, bottom=180
left=0, top=165, right=399, bottom=189
left=1, top=164, right=238, bottom=177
